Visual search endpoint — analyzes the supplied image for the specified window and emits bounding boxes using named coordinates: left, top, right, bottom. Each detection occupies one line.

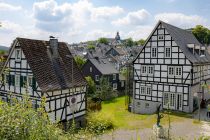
left=136, top=102, right=141, bottom=107
left=147, top=87, right=151, bottom=95
left=140, top=86, right=151, bottom=95
left=163, top=93, right=169, bottom=106
left=145, top=103, right=149, bottom=108
left=4, top=74, right=8, bottom=84
left=141, top=66, right=147, bottom=74
left=148, top=66, right=154, bottom=75
left=140, top=86, right=146, bottom=95
left=27, top=76, right=33, bottom=87
left=168, top=66, right=174, bottom=76
left=15, top=75, right=20, bottom=87
left=165, top=47, right=171, bottom=58
left=15, top=49, right=21, bottom=61
left=113, top=83, right=117, bottom=90
left=90, top=67, right=92, bottom=72
left=158, top=35, right=164, bottom=40
left=95, top=75, right=99, bottom=81
left=151, top=47, right=157, bottom=58
left=176, top=67, right=182, bottom=76
left=141, top=65, right=154, bottom=75
left=168, top=66, right=182, bottom=77
left=121, top=81, right=124, bottom=87
left=113, top=74, right=116, bottom=80
left=96, top=85, right=100, bottom=90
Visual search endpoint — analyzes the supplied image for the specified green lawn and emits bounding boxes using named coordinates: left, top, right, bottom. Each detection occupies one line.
left=98, top=96, right=193, bottom=129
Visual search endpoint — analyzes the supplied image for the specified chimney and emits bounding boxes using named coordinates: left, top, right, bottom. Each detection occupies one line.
left=49, top=36, right=59, bottom=58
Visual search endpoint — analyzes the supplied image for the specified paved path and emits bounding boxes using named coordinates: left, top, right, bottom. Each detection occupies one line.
left=99, top=120, right=210, bottom=140
left=96, top=109, right=210, bottom=140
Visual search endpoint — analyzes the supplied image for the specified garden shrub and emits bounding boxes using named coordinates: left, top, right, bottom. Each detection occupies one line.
left=0, top=96, right=62, bottom=140
left=86, top=112, right=114, bottom=135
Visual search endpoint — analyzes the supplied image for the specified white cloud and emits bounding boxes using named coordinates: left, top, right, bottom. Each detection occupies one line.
left=125, top=26, right=153, bottom=41
left=112, top=9, right=151, bottom=26
left=32, top=0, right=125, bottom=32
left=91, top=6, right=124, bottom=21
left=155, top=13, right=208, bottom=28
left=0, top=2, right=22, bottom=11
left=85, top=30, right=115, bottom=41
left=0, top=20, right=22, bottom=33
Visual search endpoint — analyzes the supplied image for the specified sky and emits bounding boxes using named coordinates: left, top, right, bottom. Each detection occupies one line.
left=0, top=0, right=210, bottom=46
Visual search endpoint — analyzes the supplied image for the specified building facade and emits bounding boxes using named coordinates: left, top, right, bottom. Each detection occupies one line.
left=0, top=37, right=87, bottom=125
left=133, top=21, right=210, bottom=114
left=82, top=58, right=125, bottom=91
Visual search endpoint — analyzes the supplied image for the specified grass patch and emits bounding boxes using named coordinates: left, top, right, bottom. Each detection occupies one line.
left=96, top=96, right=192, bottom=130
left=193, top=119, right=202, bottom=124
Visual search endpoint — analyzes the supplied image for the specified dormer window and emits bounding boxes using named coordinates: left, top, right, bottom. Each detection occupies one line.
left=15, top=49, right=21, bottom=61
left=158, top=35, right=164, bottom=40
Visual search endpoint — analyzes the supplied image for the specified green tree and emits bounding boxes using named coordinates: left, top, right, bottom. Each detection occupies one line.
left=96, top=76, right=118, bottom=100
left=192, top=25, right=210, bottom=45
left=74, top=56, right=86, bottom=69
left=85, top=76, right=96, bottom=97
left=137, top=39, right=145, bottom=46
left=87, top=45, right=95, bottom=50
left=125, top=38, right=134, bottom=47
left=98, top=38, right=108, bottom=45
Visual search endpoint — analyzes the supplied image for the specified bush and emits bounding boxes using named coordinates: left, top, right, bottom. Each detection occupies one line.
left=87, top=98, right=102, bottom=111
left=86, top=112, right=114, bottom=135
left=0, top=96, right=62, bottom=140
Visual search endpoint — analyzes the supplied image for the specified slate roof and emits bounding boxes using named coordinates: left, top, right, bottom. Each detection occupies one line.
left=161, top=21, right=210, bottom=64
left=13, top=38, right=87, bottom=92
left=88, top=58, right=119, bottom=75
left=135, top=21, right=210, bottom=64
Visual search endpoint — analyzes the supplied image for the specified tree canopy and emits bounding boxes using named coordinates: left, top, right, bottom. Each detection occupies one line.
left=98, top=38, right=108, bottom=45
left=85, top=76, right=96, bottom=97
left=192, top=25, right=210, bottom=45
left=74, top=56, right=86, bottom=69
left=125, top=38, right=134, bottom=47
left=87, top=45, right=95, bottom=50
left=137, top=39, right=145, bottom=46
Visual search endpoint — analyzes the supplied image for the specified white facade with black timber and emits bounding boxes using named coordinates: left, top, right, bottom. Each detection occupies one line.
left=0, top=38, right=87, bottom=124
left=133, top=21, right=210, bottom=114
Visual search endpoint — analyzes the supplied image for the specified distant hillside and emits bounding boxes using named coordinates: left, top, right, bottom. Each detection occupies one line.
left=0, top=45, right=9, bottom=51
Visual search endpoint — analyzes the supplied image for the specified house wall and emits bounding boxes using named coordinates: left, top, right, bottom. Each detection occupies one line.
left=133, top=23, right=193, bottom=114
left=0, top=40, right=86, bottom=124
left=82, top=60, right=102, bottom=85
left=82, top=60, right=123, bottom=91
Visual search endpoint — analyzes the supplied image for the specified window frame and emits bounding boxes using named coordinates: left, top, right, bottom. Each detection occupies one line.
left=141, top=65, right=147, bottom=74
left=158, top=35, right=164, bottom=40
left=15, top=74, right=20, bottom=87
left=113, top=83, right=117, bottom=90
left=95, top=75, right=99, bottom=81
left=113, top=74, right=116, bottom=80
left=147, top=66, right=154, bottom=75
left=151, top=47, right=157, bottom=58
left=140, top=85, right=152, bottom=96
left=168, top=66, right=182, bottom=77
left=15, top=49, right=21, bottom=61
left=90, top=67, right=92, bottom=72
left=27, top=75, right=33, bottom=87
left=165, top=47, right=171, bottom=58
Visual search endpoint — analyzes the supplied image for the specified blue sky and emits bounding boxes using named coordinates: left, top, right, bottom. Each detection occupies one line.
left=0, top=0, right=210, bottom=46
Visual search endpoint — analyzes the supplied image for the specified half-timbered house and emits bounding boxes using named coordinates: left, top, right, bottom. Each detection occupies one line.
left=0, top=37, right=87, bottom=125
left=133, top=21, right=210, bottom=114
